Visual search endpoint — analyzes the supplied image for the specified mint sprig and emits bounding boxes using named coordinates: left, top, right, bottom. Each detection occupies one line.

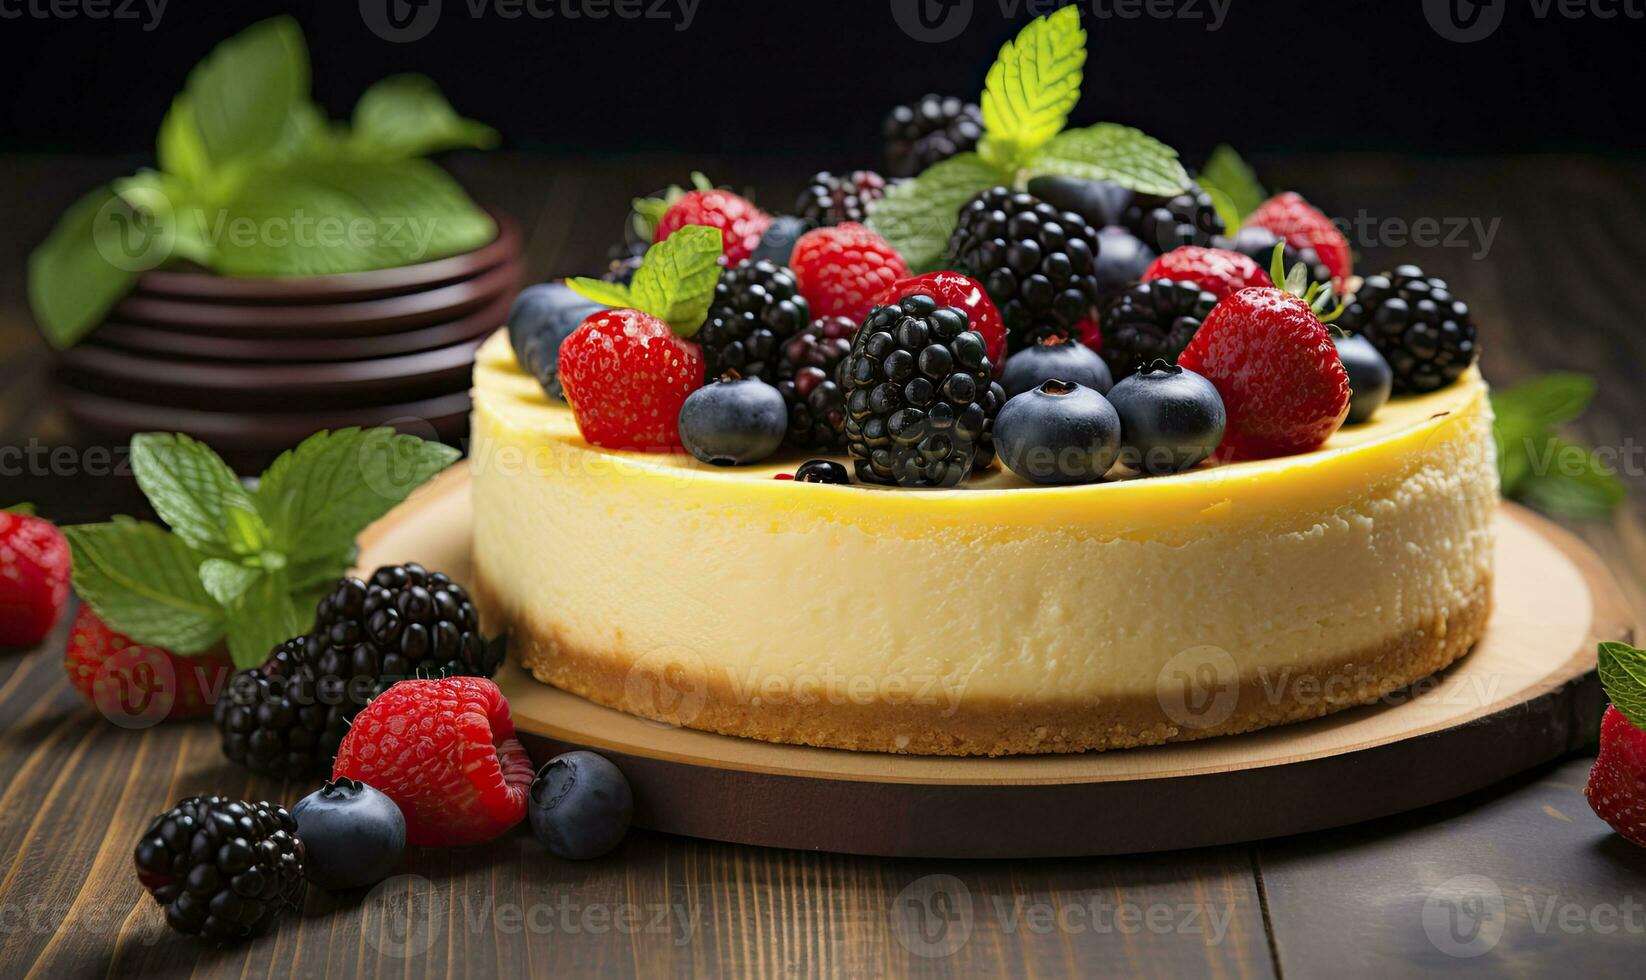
left=867, top=8, right=1189, bottom=271
left=1489, top=373, right=1623, bottom=520
left=1198, top=145, right=1267, bottom=233
left=1598, top=642, right=1646, bottom=731
left=67, top=428, right=459, bottom=668
left=565, top=225, right=724, bottom=338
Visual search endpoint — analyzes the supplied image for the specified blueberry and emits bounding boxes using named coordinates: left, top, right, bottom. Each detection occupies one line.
left=1093, top=226, right=1156, bottom=294
left=1106, top=361, right=1226, bottom=475
left=749, top=215, right=813, bottom=267
left=995, top=380, right=1122, bottom=485
left=508, top=283, right=606, bottom=400
left=679, top=376, right=788, bottom=466
left=290, top=778, right=405, bottom=891
left=1025, top=175, right=1134, bottom=229
left=529, top=751, right=633, bottom=860
left=1334, top=334, right=1393, bottom=425
left=1001, top=336, right=1114, bottom=399
left=794, top=459, right=850, bottom=484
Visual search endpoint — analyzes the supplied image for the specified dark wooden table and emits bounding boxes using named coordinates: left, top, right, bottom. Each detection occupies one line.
left=2, top=153, right=1644, bottom=977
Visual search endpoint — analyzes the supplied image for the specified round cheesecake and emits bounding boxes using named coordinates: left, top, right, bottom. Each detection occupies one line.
left=469, top=331, right=1497, bottom=755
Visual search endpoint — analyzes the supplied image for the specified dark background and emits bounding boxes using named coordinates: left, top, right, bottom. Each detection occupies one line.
left=1, top=0, right=1641, bottom=164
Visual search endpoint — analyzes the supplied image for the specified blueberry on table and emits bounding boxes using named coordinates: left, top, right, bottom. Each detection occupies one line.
left=291, top=778, right=406, bottom=891
left=529, top=751, right=634, bottom=860
left=1106, top=361, right=1226, bottom=475
left=1001, top=335, right=1114, bottom=399
left=995, top=380, right=1122, bottom=485
left=508, top=282, right=606, bottom=400
left=678, top=376, right=788, bottom=466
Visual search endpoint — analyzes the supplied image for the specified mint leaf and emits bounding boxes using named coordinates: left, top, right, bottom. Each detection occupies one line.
left=185, top=16, right=310, bottom=171
left=222, top=572, right=302, bottom=669
left=27, top=184, right=140, bottom=348
left=349, top=74, right=498, bottom=161
left=567, top=277, right=634, bottom=307
left=867, top=152, right=1005, bottom=273
left=254, top=427, right=459, bottom=567
left=978, top=6, right=1086, bottom=171
left=1516, top=437, right=1625, bottom=520
left=629, top=226, right=724, bottom=337
left=157, top=95, right=211, bottom=188
left=199, top=558, right=262, bottom=607
left=1599, top=642, right=1646, bottom=731
left=1199, top=145, right=1266, bottom=225
left=65, top=518, right=225, bottom=653
left=1026, top=123, right=1189, bottom=197
left=1491, top=373, right=1595, bottom=427
left=632, top=196, right=672, bottom=240
left=3, top=503, right=35, bottom=516
left=129, top=432, right=262, bottom=557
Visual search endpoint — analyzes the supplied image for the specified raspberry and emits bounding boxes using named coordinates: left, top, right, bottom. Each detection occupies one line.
left=1177, top=287, right=1350, bottom=461
left=880, top=271, right=1007, bottom=376
left=1244, top=192, right=1353, bottom=287
left=0, top=508, right=69, bottom=647
left=1142, top=246, right=1272, bottom=300
left=66, top=606, right=234, bottom=723
left=558, top=308, right=705, bottom=453
left=654, top=189, right=771, bottom=266
left=790, top=223, right=910, bottom=324
left=1588, top=705, right=1646, bottom=848
left=332, top=676, right=534, bottom=847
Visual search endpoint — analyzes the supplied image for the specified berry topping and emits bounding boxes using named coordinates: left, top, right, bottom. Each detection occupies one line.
left=528, top=751, right=634, bottom=860
left=1122, top=183, right=1224, bottom=252
left=1216, top=226, right=1334, bottom=297
left=1243, top=191, right=1353, bottom=286
left=1106, top=361, right=1227, bottom=474
left=1333, top=333, right=1393, bottom=425
left=882, top=94, right=983, bottom=178
left=214, top=637, right=346, bottom=778
left=790, top=223, right=910, bottom=323
left=1093, top=226, right=1157, bottom=297
left=1143, top=246, right=1273, bottom=300
left=133, top=796, right=305, bottom=942
left=1177, top=287, right=1351, bottom=460
left=880, top=270, right=1007, bottom=376
left=0, top=506, right=69, bottom=648
left=332, top=676, right=534, bottom=848
left=776, top=316, right=858, bottom=451
left=507, top=282, right=605, bottom=401
left=678, top=376, right=788, bottom=466
left=794, top=459, right=851, bottom=484
left=1098, top=278, right=1219, bottom=381
left=558, top=308, right=706, bottom=452
left=946, top=186, right=1103, bottom=351
left=67, top=606, right=233, bottom=723
left=1338, top=265, right=1478, bottom=395
left=842, top=294, right=1004, bottom=488
left=600, top=240, right=647, bottom=285
left=795, top=171, right=888, bottom=227
left=1025, top=175, right=1134, bottom=230
left=995, top=381, right=1122, bottom=486
left=1587, top=642, right=1646, bottom=848
left=1000, top=334, right=1113, bottom=399
left=291, top=778, right=406, bottom=891
left=749, top=214, right=811, bottom=267
left=654, top=188, right=771, bottom=266
left=696, top=259, right=811, bottom=380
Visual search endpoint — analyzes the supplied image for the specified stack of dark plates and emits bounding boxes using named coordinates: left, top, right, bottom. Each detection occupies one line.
left=55, top=211, right=523, bottom=469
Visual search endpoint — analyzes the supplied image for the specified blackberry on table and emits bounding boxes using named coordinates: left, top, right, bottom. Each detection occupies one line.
left=696, top=259, right=812, bottom=380
left=776, top=316, right=857, bottom=451
left=1098, top=278, right=1219, bottom=381
left=795, top=171, right=888, bottom=227
left=945, top=186, right=1103, bottom=352
left=1122, top=183, right=1224, bottom=252
left=1339, top=265, right=1478, bottom=394
left=882, top=94, right=983, bottom=178
left=842, top=294, right=1005, bottom=488
left=214, top=637, right=347, bottom=779
left=133, top=796, right=305, bottom=942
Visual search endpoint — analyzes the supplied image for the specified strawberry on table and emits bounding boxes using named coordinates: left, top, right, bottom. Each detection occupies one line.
left=654, top=188, right=771, bottom=266
left=0, top=505, right=70, bottom=648
left=65, top=606, right=233, bottom=723
left=1244, top=192, right=1353, bottom=288
left=1586, top=642, right=1646, bottom=847
left=1142, top=246, right=1272, bottom=301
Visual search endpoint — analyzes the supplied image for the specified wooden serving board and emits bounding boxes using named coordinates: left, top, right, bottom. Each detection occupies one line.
left=358, top=467, right=1635, bottom=858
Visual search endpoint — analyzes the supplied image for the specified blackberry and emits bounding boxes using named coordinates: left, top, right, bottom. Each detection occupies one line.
left=842, top=294, right=1004, bottom=488
left=882, top=94, right=983, bottom=178
left=795, top=171, right=888, bottom=227
left=601, top=240, right=647, bottom=285
left=1099, top=278, right=1218, bottom=381
left=1216, top=227, right=1332, bottom=294
left=215, top=637, right=349, bottom=778
left=1122, top=183, right=1224, bottom=252
left=1339, top=265, right=1478, bottom=394
left=945, top=186, right=1102, bottom=352
left=776, top=316, right=857, bottom=450
left=696, top=259, right=812, bottom=380
left=133, top=796, right=305, bottom=942
left=794, top=459, right=851, bottom=484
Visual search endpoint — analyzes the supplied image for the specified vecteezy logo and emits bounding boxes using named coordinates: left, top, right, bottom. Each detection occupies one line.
left=94, top=654, right=177, bottom=730
left=623, top=646, right=709, bottom=729
left=1423, top=0, right=1507, bottom=43
left=1156, top=645, right=1240, bottom=731
left=91, top=185, right=176, bottom=274
left=361, top=0, right=442, bottom=43
left=891, top=874, right=973, bottom=958
left=363, top=874, right=445, bottom=958
left=1421, top=874, right=1506, bottom=957
left=889, top=0, right=973, bottom=43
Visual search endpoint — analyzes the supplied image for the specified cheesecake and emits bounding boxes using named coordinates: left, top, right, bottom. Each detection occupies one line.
left=468, top=331, right=1497, bottom=755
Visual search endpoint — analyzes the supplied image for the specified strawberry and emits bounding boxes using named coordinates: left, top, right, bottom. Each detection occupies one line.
left=790, top=223, right=910, bottom=324
left=1177, top=287, right=1350, bottom=460
left=881, top=271, right=1007, bottom=373
left=654, top=189, right=771, bottom=266
left=64, top=606, right=233, bottom=724
left=0, top=507, right=70, bottom=648
left=1587, top=706, right=1646, bottom=847
left=1244, top=192, right=1353, bottom=287
left=558, top=307, right=705, bottom=452
left=1143, top=246, right=1273, bottom=300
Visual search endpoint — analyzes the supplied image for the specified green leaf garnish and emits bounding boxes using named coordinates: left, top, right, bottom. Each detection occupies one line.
left=183, top=15, right=310, bottom=171
left=129, top=432, right=262, bottom=558
left=978, top=6, right=1086, bottom=171
left=348, top=74, right=499, bottom=160
left=27, top=185, right=142, bottom=348
left=1024, top=123, right=1189, bottom=197
left=222, top=572, right=302, bottom=673
left=566, top=277, right=635, bottom=307
left=867, top=153, right=1003, bottom=272
left=1599, top=641, right=1646, bottom=731
left=3, top=503, right=37, bottom=516
left=65, top=518, right=225, bottom=654
left=1488, top=374, right=1621, bottom=519
left=566, top=227, right=724, bottom=335
left=1198, top=145, right=1266, bottom=229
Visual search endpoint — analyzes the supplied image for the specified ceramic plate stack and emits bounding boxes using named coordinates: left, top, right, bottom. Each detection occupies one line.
left=54, top=212, right=523, bottom=470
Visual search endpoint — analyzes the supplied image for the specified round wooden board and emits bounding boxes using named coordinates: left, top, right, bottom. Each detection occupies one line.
left=359, top=467, right=1636, bottom=858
